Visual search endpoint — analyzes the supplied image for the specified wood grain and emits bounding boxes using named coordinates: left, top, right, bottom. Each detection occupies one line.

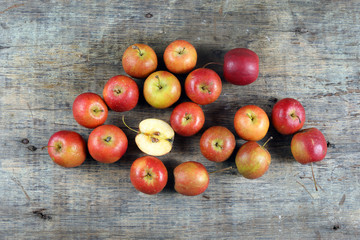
left=1, top=0, right=359, bottom=239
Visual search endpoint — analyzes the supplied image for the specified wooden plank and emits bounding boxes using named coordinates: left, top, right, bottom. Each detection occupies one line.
left=0, top=0, right=359, bottom=239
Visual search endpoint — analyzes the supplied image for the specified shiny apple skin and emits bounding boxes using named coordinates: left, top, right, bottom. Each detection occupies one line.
left=163, top=40, right=197, bottom=74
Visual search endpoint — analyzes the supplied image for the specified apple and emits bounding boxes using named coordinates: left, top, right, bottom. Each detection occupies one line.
left=123, top=117, right=175, bottom=156
left=122, top=43, right=158, bottom=79
left=291, top=128, right=327, bottom=164
left=200, top=126, right=236, bottom=162
left=170, top=102, right=205, bottom=137
left=143, top=71, right=181, bottom=109
left=174, top=161, right=209, bottom=196
left=102, top=75, right=139, bottom=112
left=271, top=98, right=306, bottom=135
left=130, top=156, right=168, bottom=195
left=234, top=105, right=269, bottom=141
left=47, top=130, right=86, bottom=168
left=88, top=125, right=128, bottom=164
left=184, top=68, right=222, bottom=105
left=163, top=40, right=197, bottom=74
left=223, top=48, right=259, bottom=85
left=72, top=92, right=108, bottom=129
left=235, top=141, right=271, bottom=179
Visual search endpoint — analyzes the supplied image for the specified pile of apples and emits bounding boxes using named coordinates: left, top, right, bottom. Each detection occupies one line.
left=47, top=40, right=328, bottom=196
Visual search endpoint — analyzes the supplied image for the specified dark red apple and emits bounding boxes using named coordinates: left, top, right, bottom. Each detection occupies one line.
left=170, top=102, right=205, bottom=137
left=130, top=156, right=168, bottom=195
left=223, top=48, right=259, bottom=85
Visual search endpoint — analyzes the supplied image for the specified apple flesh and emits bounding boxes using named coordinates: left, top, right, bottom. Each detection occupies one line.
left=174, top=161, right=209, bottom=196
left=88, top=125, right=128, bottom=163
left=223, top=48, right=259, bottom=85
left=235, top=141, right=271, bottom=179
left=200, top=126, right=236, bottom=162
left=163, top=39, right=197, bottom=74
left=143, top=71, right=181, bottom=109
left=130, top=156, right=168, bottom=195
left=122, top=43, right=158, bottom=79
left=234, top=105, right=269, bottom=141
left=185, top=68, right=222, bottom=105
left=103, top=75, right=139, bottom=112
left=47, top=130, right=86, bottom=168
left=291, top=128, right=327, bottom=164
left=72, top=92, right=108, bottom=129
left=170, top=102, right=205, bottom=137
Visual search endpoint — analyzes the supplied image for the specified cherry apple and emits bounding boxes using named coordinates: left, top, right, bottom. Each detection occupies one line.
left=291, top=128, right=327, bottom=164
left=143, top=71, right=181, bottom=109
left=185, top=68, right=222, bottom=105
left=102, top=75, right=139, bottom=112
left=223, top=48, right=259, bottom=85
left=234, top=105, right=269, bottom=141
left=271, top=98, right=306, bottom=135
left=47, top=130, right=86, bottom=168
left=88, top=125, right=128, bottom=164
left=174, top=161, right=209, bottom=196
left=170, top=102, right=205, bottom=137
left=163, top=40, right=197, bottom=74
left=200, top=126, right=236, bottom=162
left=122, top=43, right=158, bottom=79
left=130, top=156, right=168, bottom=195
left=72, top=92, right=108, bottom=129
left=235, top=141, right=271, bottom=179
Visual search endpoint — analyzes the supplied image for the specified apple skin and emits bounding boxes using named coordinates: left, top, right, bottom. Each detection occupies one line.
left=271, top=98, right=306, bottom=135
left=143, top=71, right=181, bottom=109
left=103, top=75, right=139, bottom=112
left=88, top=125, right=128, bottom=164
left=47, top=131, right=87, bottom=168
left=130, top=156, right=168, bottom=195
left=163, top=40, right=197, bottom=74
left=185, top=68, right=222, bottom=105
left=170, top=102, right=205, bottom=137
left=223, top=48, right=259, bottom=86
left=72, top=92, right=108, bottom=129
left=235, top=141, right=271, bottom=179
left=174, top=161, right=209, bottom=196
left=291, top=128, right=327, bottom=164
left=122, top=43, right=158, bottom=79
left=234, top=105, right=269, bottom=141
left=200, top=126, right=236, bottom=162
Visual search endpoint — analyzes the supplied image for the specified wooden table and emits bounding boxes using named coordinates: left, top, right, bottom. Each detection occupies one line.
left=1, top=1, right=359, bottom=239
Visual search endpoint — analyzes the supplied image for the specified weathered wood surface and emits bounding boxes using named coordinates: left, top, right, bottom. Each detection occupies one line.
left=0, top=0, right=359, bottom=239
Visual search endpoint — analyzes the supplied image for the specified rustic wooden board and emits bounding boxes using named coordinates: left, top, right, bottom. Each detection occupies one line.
left=1, top=0, right=359, bottom=239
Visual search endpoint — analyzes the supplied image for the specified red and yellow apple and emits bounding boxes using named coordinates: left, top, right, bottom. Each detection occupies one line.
left=163, top=40, right=197, bottom=74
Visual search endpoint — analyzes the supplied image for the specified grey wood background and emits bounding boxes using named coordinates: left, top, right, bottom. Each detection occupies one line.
left=1, top=0, right=359, bottom=239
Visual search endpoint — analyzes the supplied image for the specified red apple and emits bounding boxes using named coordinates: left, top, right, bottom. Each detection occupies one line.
left=291, top=128, right=327, bottom=164
left=271, top=98, right=306, bottom=135
left=235, top=141, right=271, bottom=179
left=223, top=48, right=259, bottom=85
left=163, top=40, right=197, bottom=74
left=130, top=156, right=168, bottom=195
left=174, top=161, right=209, bottom=196
left=200, top=126, right=236, bottom=162
left=72, top=92, right=108, bottom=129
left=234, top=105, right=269, bottom=141
left=170, top=102, right=205, bottom=137
left=143, top=71, right=181, bottom=109
left=88, top=125, right=128, bottom=163
left=47, top=131, right=86, bottom=168
left=185, top=68, right=222, bottom=105
left=122, top=43, right=158, bottom=79
left=103, top=75, right=139, bottom=112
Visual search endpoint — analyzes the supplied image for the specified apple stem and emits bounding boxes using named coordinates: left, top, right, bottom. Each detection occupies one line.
left=178, top=47, right=186, bottom=54
left=209, top=166, right=233, bottom=174
left=311, top=163, right=318, bottom=191
left=262, top=136, right=273, bottom=148
left=202, top=62, right=223, bottom=68
left=132, top=45, right=143, bottom=56
left=41, top=146, right=54, bottom=150
left=122, top=116, right=140, bottom=134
